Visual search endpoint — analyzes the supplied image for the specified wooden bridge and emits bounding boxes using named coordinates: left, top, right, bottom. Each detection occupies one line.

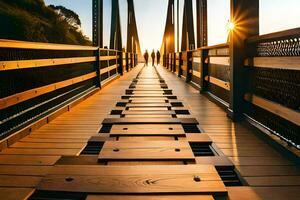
left=0, top=0, right=300, bottom=199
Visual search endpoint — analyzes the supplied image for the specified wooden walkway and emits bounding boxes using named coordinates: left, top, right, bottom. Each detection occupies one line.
left=0, top=64, right=299, bottom=200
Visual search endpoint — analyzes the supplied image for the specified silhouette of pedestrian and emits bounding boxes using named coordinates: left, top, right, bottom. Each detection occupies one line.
left=144, top=50, right=149, bottom=66
left=156, top=50, right=161, bottom=65
left=151, top=50, right=156, bottom=66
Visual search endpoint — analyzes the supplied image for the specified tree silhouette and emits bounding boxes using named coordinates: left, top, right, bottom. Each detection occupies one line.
left=0, top=0, right=91, bottom=45
left=49, top=5, right=81, bottom=29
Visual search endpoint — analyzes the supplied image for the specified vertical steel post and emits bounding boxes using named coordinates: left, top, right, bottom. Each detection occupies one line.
left=92, top=0, right=103, bottom=47
left=196, top=0, right=207, bottom=48
left=228, top=0, right=259, bottom=120
left=92, top=0, right=103, bottom=87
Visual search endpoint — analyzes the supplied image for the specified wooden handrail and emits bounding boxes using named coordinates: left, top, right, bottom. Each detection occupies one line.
left=247, top=27, right=300, bottom=44
left=244, top=57, right=300, bottom=70
left=205, top=76, right=230, bottom=91
left=245, top=93, right=300, bottom=126
left=0, top=39, right=97, bottom=51
left=0, top=56, right=97, bottom=71
left=0, top=72, right=97, bottom=110
left=99, top=48, right=120, bottom=52
left=159, top=43, right=229, bottom=55
left=192, top=70, right=201, bottom=78
left=200, top=43, right=229, bottom=50
left=100, top=64, right=119, bottom=75
left=209, top=57, right=230, bottom=66
left=100, top=55, right=119, bottom=61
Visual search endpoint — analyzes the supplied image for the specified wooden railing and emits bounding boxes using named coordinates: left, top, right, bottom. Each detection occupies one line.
left=0, top=39, right=138, bottom=139
left=163, top=28, right=300, bottom=149
left=174, top=52, right=181, bottom=76
left=202, top=44, right=230, bottom=104
left=165, top=44, right=230, bottom=103
left=244, top=28, right=300, bottom=149
left=99, top=48, right=120, bottom=86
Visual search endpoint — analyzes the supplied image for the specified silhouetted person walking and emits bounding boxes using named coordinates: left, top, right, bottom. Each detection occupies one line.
left=144, top=50, right=149, bottom=66
left=151, top=50, right=156, bottom=66
left=156, top=50, right=161, bottom=65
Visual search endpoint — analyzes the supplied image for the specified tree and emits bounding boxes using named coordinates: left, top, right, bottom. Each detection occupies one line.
left=49, top=5, right=81, bottom=30
left=0, top=0, right=91, bottom=45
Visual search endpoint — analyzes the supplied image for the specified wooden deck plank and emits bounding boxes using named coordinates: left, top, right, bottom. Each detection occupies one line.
left=123, top=114, right=174, bottom=118
left=47, top=164, right=219, bottom=175
left=102, top=118, right=199, bottom=125
left=98, top=141, right=195, bottom=161
left=37, top=175, right=225, bottom=194
left=118, top=136, right=177, bottom=141
left=0, top=148, right=81, bottom=156
left=227, top=186, right=300, bottom=200
left=0, top=175, right=41, bottom=187
left=0, top=64, right=297, bottom=199
left=11, top=142, right=86, bottom=149
left=0, top=166, right=51, bottom=176
left=110, top=124, right=185, bottom=135
left=37, top=165, right=226, bottom=194
left=0, top=188, right=34, bottom=200
left=245, top=176, right=300, bottom=186
left=0, top=155, right=60, bottom=166
left=86, top=195, right=214, bottom=200
left=236, top=165, right=300, bottom=176
left=229, top=156, right=293, bottom=166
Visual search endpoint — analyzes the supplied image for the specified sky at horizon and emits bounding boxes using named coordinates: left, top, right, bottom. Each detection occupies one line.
left=45, top=0, right=300, bottom=52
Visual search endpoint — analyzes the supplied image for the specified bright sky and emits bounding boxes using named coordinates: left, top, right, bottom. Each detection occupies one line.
left=45, top=0, right=300, bottom=51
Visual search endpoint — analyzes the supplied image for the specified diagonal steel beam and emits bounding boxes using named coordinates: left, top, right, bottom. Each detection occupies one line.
left=161, top=0, right=175, bottom=54
left=127, top=0, right=141, bottom=55
left=110, top=0, right=122, bottom=51
left=181, top=0, right=195, bottom=51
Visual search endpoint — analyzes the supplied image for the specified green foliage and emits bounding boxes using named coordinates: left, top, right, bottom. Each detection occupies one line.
left=0, top=0, right=91, bottom=45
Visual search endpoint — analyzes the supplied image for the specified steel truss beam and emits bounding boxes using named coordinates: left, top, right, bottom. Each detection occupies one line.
left=92, top=0, right=103, bottom=47
left=181, top=0, right=195, bottom=51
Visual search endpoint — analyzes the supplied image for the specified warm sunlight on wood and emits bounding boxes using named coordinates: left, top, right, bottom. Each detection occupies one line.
left=0, top=1, right=300, bottom=199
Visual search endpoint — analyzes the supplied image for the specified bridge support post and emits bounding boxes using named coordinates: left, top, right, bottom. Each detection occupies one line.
left=181, top=0, right=195, bottom=51
left=92, top=0, right=103, bottom=88
left=92, top=0, right=103, bottom=47
left=127, top=0, right=142, bottom=57
left=94, top=49, right=101, bottom=88
left=110, top=0, right=122, bottom=51
left=196, top=0, right=207, bottom=48
left=161, top=0, right=175, bottom=65
left=228, top=0, right=259, bottom=121
left=200, top=49, right=208, bottom=93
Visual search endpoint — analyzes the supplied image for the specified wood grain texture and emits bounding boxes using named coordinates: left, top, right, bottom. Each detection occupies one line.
left=37, top=165, right=226, bottom=194
left=0, top=39, right=98, bottom=50
left=98, top=141, right=195, bottom=160
left=87, top=195, right=214, bottom=200
left=0, top=56, right=96, bottom=71
left=102, top=118, right=199, bottom=125
left=245, top=93, right=300, bottom=125
left=0, top=64, right=297, bottom=199
left=0, top=188, right=34, bottom=200
left=0, top=72, right=97, bottom=109
left=245, top=57, right=300, bottom=70
left=205, top=76, right=230, bottom=91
